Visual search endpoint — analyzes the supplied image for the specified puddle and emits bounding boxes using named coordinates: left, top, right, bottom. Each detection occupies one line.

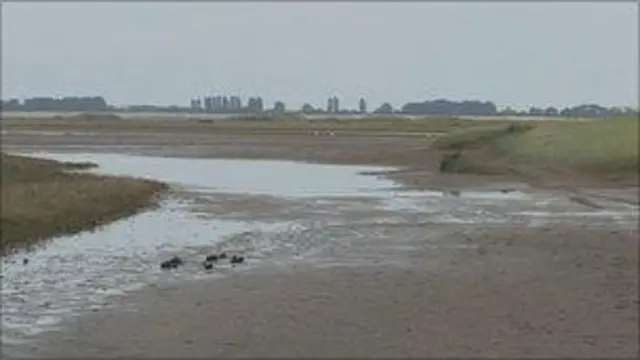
left=2, top=150, right=638, bottom=354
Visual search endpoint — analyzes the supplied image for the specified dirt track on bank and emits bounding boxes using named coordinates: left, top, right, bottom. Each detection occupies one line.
left=2, top=121, right=638, bottom=358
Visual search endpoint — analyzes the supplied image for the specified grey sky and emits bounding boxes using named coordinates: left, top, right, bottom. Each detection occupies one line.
left=2, top=2, right=637, bottom=110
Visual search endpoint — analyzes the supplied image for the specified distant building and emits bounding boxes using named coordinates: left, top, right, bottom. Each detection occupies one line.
left=256, top=97, right=264, bottom=112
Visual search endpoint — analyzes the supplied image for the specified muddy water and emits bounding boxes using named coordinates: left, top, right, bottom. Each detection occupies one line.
left=2, top=152, right=638, bottom=357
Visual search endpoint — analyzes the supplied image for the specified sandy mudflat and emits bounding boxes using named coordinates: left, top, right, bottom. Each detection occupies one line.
left=3, top=121, right=638, bottom=358
left=26, top=226, right=638, bottom=358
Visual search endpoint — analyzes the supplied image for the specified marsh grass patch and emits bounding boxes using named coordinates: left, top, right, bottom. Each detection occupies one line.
left=506, top=117, right=639, bottom=176
left=433, top=123, right=535, bottom=150
left=432, top=117, right=639, bottom=180
left=1, top=153, right=168, bottom=255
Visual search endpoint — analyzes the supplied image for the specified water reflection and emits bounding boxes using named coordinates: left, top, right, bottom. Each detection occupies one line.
left=19, top=151, right=399, bottom=197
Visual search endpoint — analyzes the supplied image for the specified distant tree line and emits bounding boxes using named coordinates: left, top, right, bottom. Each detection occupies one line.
left=189, top=95, right=265, bottom=114
left=397, top=99, right=637, bottom=118
left=1, top=96, right=108, bottom=112
left=401, top=99, right=497, bottom=116
left=1, top=95, right=637, bottom=118
left=300, top=98, right=637, bottom=118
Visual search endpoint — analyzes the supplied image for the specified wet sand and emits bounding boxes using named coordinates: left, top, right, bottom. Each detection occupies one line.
left=26, top=226, right=638, bottom=358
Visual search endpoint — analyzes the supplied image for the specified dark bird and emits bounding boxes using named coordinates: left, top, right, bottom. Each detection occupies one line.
left=205, top=254, right=219, bottom=262
left=218, top=251, right=228, bottom=260
left=203, top=262, right=214, bottom=270
left=230, top=255, right=245, bottom=264
left=160, top=256, right=184, bottom=270
left=23, top=258, right=29, bottom=265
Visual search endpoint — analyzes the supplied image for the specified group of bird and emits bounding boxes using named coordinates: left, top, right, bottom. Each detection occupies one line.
left=160, top=251, right=245, bottom=270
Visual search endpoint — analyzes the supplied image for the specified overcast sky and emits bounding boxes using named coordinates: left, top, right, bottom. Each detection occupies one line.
left=2, top=2, right=638, bottom=110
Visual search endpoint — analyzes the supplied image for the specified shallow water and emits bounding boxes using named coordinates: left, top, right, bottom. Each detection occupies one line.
left=2, top=151, right=637, bottom=356
left=20, top=151, right=399, bottom=197
left=1, top=198, right=302, bottom=346
left=1, top=152, right=400, bottom=351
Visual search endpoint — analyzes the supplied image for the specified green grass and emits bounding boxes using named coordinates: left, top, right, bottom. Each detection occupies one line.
left=503, top=117, right=639, bottom=176
left=433, top=117, right=639, bottom=179
left=1, top=154, right=169, bottom=255
left=432, top=123, right=535, bottom=150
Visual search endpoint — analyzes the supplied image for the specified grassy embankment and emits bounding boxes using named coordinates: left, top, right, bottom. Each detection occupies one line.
left=434, top=117, right=639, bottom=183
left=1, top=154, right=168, bottom=255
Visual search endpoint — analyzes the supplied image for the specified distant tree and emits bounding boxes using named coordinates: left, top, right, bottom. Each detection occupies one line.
left=358, top=97, right=367, bottom=113
left=230, top=96, right=242, bottom=111
left=327, top=98, right=334, bottom=113
left=204, top=97, right=213, bottom=113
left=247, top=97, right=258, bottom=112
left=301, top=103, right=316, bottom=113
left=500, top=106, right=518, bottom=115
left=1, top=98, right=21, bottom=111
left=246, top=97, right=265, bottom=113
left=401, top=99, right=497, bottom=116
left=273, top=101, right=286, bottom=114
left=528, top=107, right=545, bottom=116
left=20, top=96, right=108, bottom=112
left=256, top=97, right=264, bottom=112
left=212, top=96, right=222, bottom=111
left=373, top=103, right=394, bottom=114
left=544, top=106, right=559, bottom=116
left=613, top=106, right=638, bottom=116
left=560, top=104, right=608, bottom=117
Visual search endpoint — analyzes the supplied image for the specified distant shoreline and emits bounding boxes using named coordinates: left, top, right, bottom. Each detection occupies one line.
left=0, top=110, right=590, bottom=122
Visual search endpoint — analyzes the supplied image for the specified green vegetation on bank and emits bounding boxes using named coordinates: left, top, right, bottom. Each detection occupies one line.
left=505, top=117, right=638, bottom=174
left=434, top=117, right=639, bottom=180
left=1, top=154, right=168, bottom=255
left=432, top=123, right=535, bottom=150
